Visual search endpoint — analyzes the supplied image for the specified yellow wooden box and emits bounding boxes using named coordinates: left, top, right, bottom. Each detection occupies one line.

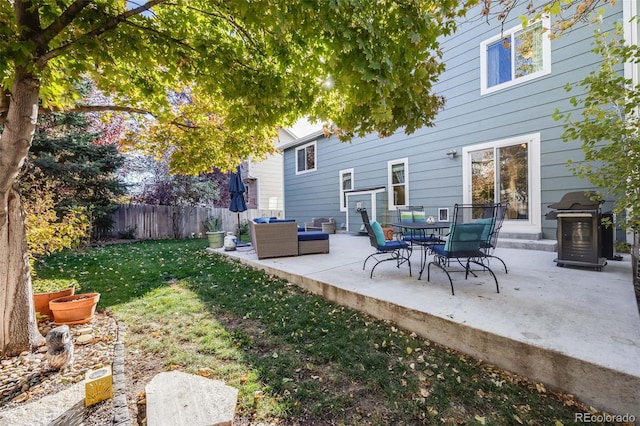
left=85, top=366, right=113, bottom=406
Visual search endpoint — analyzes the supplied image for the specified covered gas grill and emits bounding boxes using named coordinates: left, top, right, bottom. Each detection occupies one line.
left=546, top=191, right=608, bottom=271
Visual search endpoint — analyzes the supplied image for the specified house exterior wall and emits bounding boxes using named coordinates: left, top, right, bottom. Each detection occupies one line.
left=247, top=129, right=296, bottom=214
left=282, top=2, right=630, bottom=240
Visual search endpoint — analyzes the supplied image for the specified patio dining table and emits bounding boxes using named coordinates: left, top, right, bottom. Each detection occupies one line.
left=391, top=221, right=451, bottom=279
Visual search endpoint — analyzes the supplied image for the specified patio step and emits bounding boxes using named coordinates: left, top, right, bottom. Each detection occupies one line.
left=145, top=371, right=238, bottom=426
left=497, top=238, right=557, bottom=252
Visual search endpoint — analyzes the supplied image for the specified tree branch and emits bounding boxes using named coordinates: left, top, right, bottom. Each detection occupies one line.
left=41, top=104, right=151, bottom=115
left=33, top=1, right=92, bottom=48
left=35, top=0, right=168, bottom=68
left=38, top=104, right=198, bottom=130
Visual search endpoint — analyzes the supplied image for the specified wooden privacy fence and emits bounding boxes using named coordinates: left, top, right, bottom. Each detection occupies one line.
left=104, top=204, right=282, bottom=240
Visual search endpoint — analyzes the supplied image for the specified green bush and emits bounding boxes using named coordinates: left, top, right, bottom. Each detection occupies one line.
left=202, top=216, right=222, bottom=232
left=616, top=242, right=631, bottom=254
left=32, top=278, right=78, bottom=294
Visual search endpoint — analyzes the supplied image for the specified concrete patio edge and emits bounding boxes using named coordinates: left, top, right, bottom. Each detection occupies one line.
left=232, top=256, right=640, bottom=418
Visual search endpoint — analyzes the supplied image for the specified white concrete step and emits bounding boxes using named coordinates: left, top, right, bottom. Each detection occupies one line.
left=145, top=371, right=238, bottom=426
left=497, top=238, right=557, bottom=252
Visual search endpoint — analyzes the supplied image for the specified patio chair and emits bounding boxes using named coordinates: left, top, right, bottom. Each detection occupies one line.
left=480, top=203, right=508, bottom=273
left=396, top=206, right=440, bottom=245
left=359, top=208, right=412, bottom=278
left=426, top=203, right=500, bottom=295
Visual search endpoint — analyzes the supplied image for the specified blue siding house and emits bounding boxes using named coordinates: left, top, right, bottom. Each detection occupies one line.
left=281, top=1, right=638, bottom=242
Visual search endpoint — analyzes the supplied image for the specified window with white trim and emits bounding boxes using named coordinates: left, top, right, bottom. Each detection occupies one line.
left=387, top=158, right=408, bottom=209
left=480, top=19, right=551, bottom=95
left=295, top=141, right=316, bottom=174
left=339, top=168, right=354, bottom=212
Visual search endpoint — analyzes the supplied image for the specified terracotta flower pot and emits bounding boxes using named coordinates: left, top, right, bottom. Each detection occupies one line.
left=49, top=293, right=100, bottom=325
left=33, top=287, right=75, bottom=319
left=381, top=227, right=394, bottom=241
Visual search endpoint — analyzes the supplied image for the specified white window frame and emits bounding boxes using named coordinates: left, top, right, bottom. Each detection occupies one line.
left=339, top=168, right=354, bottom=212
left=480, top=17, right=551, bottom=95
left=295, top=141, right=317, bottom=175
left=438, top=208, right=450, bottom=222
left=387, top=157, right=409, bottom=210
left=462, top=133, right=541, bottom=235
left=623, top=0, right=638, bottom=88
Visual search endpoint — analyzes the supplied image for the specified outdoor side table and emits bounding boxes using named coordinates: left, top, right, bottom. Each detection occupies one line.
left=321, top=222, right=336, bottom=234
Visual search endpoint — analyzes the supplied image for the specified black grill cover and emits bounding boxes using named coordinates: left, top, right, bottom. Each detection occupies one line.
left=548, top=191, right=601, bottom=210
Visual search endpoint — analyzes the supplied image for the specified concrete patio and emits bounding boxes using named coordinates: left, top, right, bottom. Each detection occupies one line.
left=215, top=233, right=640, bottom=418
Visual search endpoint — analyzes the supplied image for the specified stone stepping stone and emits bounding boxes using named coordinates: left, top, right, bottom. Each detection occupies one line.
left=145, top=371, right=238, bottom=426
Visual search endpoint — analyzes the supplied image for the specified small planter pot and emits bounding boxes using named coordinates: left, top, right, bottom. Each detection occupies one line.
left=206, top=231, right=225, bottom=248
left=381, top=227, right=395, bottom=241
left=49, top=293, right=100, bottom=325
left=33, top=287, right=75, bottom=319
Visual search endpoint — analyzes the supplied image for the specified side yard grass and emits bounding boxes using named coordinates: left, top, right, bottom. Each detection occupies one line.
left=36, top=239, right=614, bottom=425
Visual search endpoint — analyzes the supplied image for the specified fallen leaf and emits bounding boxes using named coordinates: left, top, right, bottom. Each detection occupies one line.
left=475, top=415, right=486, bottom=425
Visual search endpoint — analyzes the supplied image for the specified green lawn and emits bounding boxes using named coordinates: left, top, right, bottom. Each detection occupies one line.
left=36, top=239, right=613, bottom=425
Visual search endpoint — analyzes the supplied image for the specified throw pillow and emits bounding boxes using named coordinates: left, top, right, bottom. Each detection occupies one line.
left=413, top=211, right=426, bottom=222
left=370, top=221, right=387, bottom=246
left=400, top=211, right=413, bottom=223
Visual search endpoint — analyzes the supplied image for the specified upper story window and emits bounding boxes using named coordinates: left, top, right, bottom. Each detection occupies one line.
left=387, top=158, right=408, bottom=209
left=295, top=141, right=316, bottom=174
left=480, top=19, right=551, bottom=95
left=339, top=168, right=354, bottom=212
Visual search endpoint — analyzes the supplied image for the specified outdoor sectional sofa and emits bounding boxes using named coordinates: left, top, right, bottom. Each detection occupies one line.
left=249, top=219, right=330, bottom=259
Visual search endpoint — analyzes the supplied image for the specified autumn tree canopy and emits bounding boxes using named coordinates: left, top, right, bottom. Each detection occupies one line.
left=0, top=0, right=473, bottom=356
left=0, top=0, right=474, bottom=174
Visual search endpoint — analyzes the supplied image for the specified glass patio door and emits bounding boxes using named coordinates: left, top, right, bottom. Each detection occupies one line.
left=469, top=142, right=529, bottom=220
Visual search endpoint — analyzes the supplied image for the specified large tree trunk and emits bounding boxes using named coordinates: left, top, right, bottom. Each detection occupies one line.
left=0, top=187, right=43, bottom=357
left=0, top=69, right=44, bottom=357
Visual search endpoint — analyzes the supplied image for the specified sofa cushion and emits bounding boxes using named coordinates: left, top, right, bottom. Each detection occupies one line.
left=297, top=231, right=329, bottom=241
left=253, top=217, right=286, bottom=224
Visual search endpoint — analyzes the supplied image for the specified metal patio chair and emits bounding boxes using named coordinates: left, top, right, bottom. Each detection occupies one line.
left=480, top=203, right=508, bottom=273
left=426, top=203, right=500, bottom=295
left=359, top=208, right=412, bottom=278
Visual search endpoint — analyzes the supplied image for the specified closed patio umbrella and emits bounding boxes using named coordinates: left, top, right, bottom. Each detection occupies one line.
left=229, top=165, right=248, bottom=243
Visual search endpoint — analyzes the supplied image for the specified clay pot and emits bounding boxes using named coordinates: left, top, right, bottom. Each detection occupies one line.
left=206, top=231, right=224, bottom=248
left=33, top=287, right=75, bottom=319
left=381, top=227, right=395, bottom=241
left=49, top=293, right=100, bottom=325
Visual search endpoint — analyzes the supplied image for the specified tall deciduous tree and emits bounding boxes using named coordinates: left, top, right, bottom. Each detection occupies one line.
left=0, top=1, right=471, bottom=356
left=554, top=21, right=640, bottom=231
